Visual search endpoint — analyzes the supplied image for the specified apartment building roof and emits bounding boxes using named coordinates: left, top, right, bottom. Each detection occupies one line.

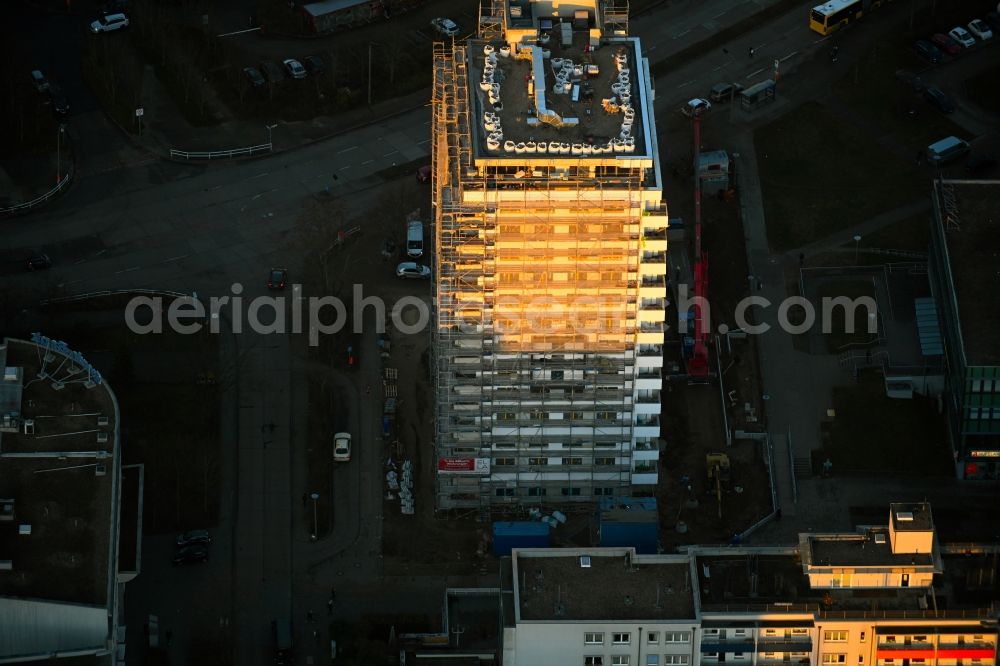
left=697, top=554, right=810, bottom=607
left=804, top=529, right=935, bottom=569
left=0, top=337, right=121, bottom=661
left=467, top=34, right=652, bottom=160
left=934, top=180, right=1000, bottom=365
left=890, top=502, right=934, bottom=532
left=512, top=549, right=696, bottom=621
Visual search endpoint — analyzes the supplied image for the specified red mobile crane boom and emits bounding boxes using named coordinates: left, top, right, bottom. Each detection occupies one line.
left=687, top=113, right=710, bottom=379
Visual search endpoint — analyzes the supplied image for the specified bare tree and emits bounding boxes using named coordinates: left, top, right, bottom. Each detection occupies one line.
left=383, top=27, right=409, bottom=86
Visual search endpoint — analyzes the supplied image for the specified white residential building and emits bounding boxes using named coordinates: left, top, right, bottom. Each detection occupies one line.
left=431, top=0, right=666, bottom=511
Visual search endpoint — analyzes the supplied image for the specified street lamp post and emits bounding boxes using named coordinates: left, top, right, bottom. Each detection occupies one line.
left=56, top=125, right=65, bottom=185
left=367, top=42, right=384, bottom=106
left=368, top=42, right=374, bottom=106
left=310, top=492, right=319, bottom=541
left=853, top=234, right=862, bottom=264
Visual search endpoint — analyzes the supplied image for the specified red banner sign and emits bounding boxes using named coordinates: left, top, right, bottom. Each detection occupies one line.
left=437, top=458, right=490, bottom=474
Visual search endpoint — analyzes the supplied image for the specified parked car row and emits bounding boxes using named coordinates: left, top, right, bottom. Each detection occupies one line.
left=243, top=54, right=327, bottom=89
left=914, top=14, right=998, bottom=63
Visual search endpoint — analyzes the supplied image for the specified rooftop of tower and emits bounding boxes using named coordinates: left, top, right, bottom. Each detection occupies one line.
left=465, top=17, right=653, bottom=161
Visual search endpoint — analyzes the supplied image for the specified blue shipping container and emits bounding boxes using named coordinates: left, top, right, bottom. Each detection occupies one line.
left=599, top=505, right=658, bottom=554
left=598, top=496, right=657, bottom=512
left=492, top=521, right=550, bottom=556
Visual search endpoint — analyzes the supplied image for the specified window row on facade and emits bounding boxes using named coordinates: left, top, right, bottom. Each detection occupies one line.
left=584, top=631, right=693, bottom=645
left=583, top=656, right=690, bottom=666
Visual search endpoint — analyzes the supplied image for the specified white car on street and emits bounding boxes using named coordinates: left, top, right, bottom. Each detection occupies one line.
left=967, top=19, right=993, bottom=40
left=396, top=262, right=432, bottom=279
left=682, top=98, right=712, bottom=117
left=947, top=26, right=976, bottom=48
left=283, top=59, right=307, bottom=80
left=431, top=17, right=459, bottom=37
left=333, top=432, right=351, bottom=462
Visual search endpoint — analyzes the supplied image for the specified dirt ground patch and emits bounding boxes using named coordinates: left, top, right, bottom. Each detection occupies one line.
left=657, top=383, right=772, bottom=547
left=656, top=165, right=772, bottom=547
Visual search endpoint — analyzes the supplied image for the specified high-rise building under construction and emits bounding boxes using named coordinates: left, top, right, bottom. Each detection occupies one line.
left=431, top=0, right=666, bottom=512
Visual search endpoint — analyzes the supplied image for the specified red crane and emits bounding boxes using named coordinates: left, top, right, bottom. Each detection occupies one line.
left=687, top=113, right=711, bottom=379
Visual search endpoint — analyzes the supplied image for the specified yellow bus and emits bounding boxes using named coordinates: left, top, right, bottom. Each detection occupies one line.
left=809, top=0, right=891, bottom=36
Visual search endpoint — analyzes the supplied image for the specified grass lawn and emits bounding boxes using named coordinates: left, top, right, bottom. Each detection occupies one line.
left=816, top=372, right=951, bottom=475
left=965, top=64, right=1000, bottom=114
left=816, top=280, right=879, bottom=352
left=756, top=102, right=924, bottom=252
left=843, top=212, right=931, bottom=253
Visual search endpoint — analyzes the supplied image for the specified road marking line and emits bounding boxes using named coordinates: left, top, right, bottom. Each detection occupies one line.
left=648, top=44, right=658, bottom=51
left=676, top=28, right=691, bottom=38
left=383, top=150, right=398, bottom=157
left=115, top=266, right=140, bottom=274
left=251, top=172, right=269, bottom=179
left=746, top=68, right=764, bottom=78
left=337, top=146, right=358, bottom=154
left=210, top=184, right=222, bottom=190
left=713, top=10, right=727, bottom=18
left=362, top=159, right=375, bottom=165
left=713, top=63, right=726, bottom=71
left=339, top=165, right=352, bottom=171
left=780, top=51, right=798, bottom=62
left=676, top=79, right=696, bottom=88
left=417, top=139, right=430, bottom=145
left=164, top=255, right=189, bottom=263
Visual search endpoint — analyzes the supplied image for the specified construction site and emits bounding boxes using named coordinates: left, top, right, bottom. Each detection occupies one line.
left=430, top=0, right=669, bottom=516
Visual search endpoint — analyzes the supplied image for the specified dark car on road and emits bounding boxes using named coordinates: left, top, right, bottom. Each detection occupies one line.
left=930, top=33, right=962, bottom=55
left=709, top=82, right=744, bottom=102
left=26, top=254, right=52, bottom=271
left=268, top=268, right=287, bottom=290
left=913, top=40, right=942, bottom=64
left=172, top=545, right=208, bottom=566
left=923, top=86, right=955, bottom=113
left=176, top=529, right=211, bottom=547
left=243, top=66, right=265, bottom=89
left=304, top=55, right=326, bottom=75
left=259, top=61, right=285, bottom=83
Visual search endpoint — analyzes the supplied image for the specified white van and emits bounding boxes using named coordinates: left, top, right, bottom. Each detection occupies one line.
left=406, top=220, right=424, bottom=258
left=927, top=136, right=970, bottom=165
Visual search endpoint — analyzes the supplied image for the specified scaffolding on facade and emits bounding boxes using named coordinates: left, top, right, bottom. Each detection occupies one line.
left=432, top=40, right=663, bottom=518
left=601, top=0, right=629, bottom=36
left=478, top=0, right=505, bottom=42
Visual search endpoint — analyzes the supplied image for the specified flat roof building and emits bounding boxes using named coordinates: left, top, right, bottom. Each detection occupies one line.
left=0, top=337, right=141, bottom=663
left=432, top=0, right=666, bottom=512
left=489, top=504, right=999, bottom=666
left=928, top=179, right=1000, bottom=480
